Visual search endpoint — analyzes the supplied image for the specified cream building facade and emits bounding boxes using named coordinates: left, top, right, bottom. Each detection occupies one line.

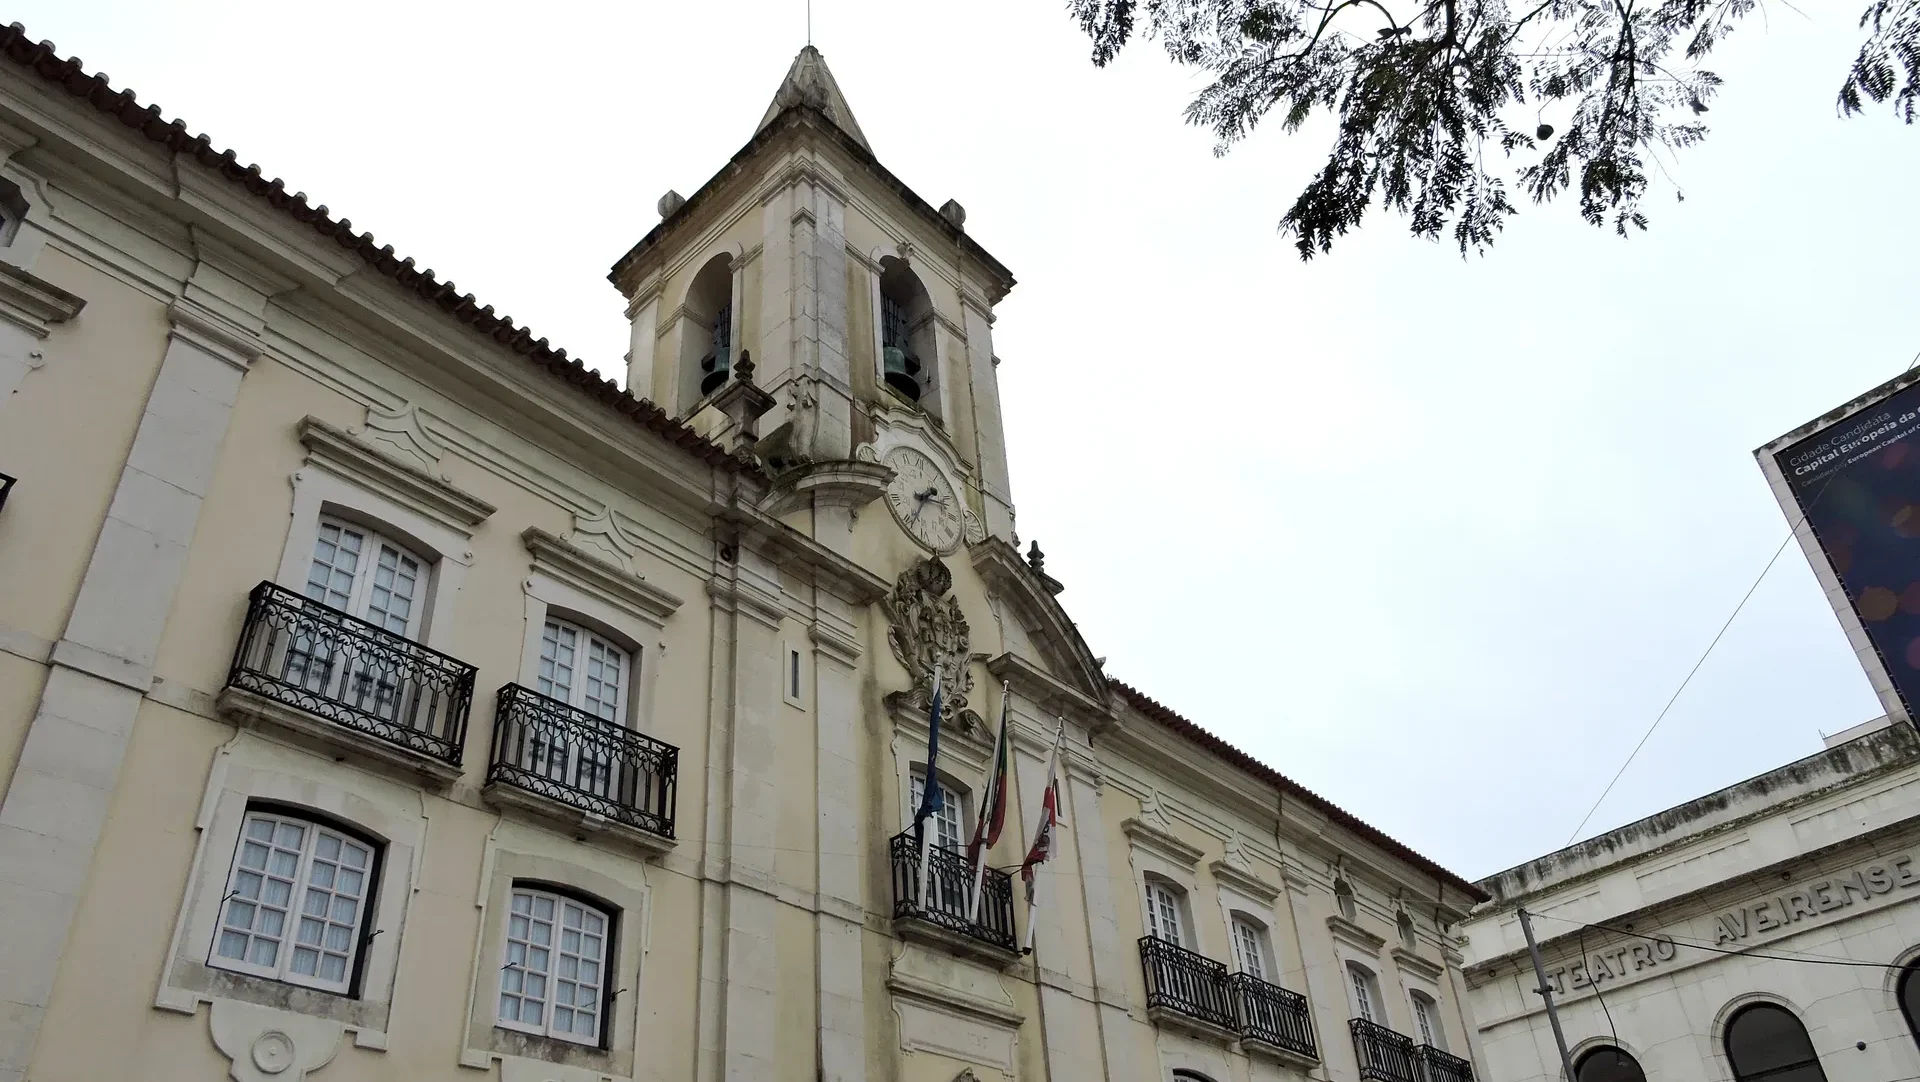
left=1459, top=716, right=1920, bottom=1082
left=0, top=30, right=1487, bottom=1082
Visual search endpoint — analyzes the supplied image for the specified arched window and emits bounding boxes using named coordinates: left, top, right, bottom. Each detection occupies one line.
left=496, top=884, right=615, bottom=1046
left=1334, top=877, right=1358, bottom=921
left=1410, top=989, right=1443, bottom=1049
left=210, top=807, right=381, bottom=994
left=1230, top=913, right=1269, bottom=980
left=1347, top=961, right=1382, bottom=1022
left=680, top=253, right=735, bottom=407
left=1143, top=877, right=1189, bottom=946
left=1171, top=1071, right=1216, bottom=1082
left=875, top=257, right=935, bottom=408
left=1575, top=1046, right=1648, bottom=1082
left=1398, top=910, right=1419, bottom=951
left=1901, top=961, right=1920, bottom=1051
left=1725, top=1003, right=1827, bottom=1082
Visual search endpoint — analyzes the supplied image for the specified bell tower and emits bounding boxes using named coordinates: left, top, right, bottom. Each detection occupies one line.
left=609, top=46, right=1019, bottom=551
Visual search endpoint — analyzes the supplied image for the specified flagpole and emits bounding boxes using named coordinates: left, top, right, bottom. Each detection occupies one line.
left=966, top=681, right=1011, bottom=924
left=1022, top=720, right=1065, bottom=953
left=915, top=663, right=944, bottom=912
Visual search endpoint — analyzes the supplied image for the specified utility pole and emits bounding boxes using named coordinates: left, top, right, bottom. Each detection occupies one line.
left=1517, top=907, right=1578, bottom=1081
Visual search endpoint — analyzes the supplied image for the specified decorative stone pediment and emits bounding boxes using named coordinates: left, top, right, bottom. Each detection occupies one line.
left=969, top=540, right=1106, bottom=705
left=564, top=504, right=647, bottom=574
left=298, top=417, right=495, bottom=535
left=1328, top=913, right=1387, bottom=956
left=1392, top=945, right=1445, bottom=981
left=354, top=401, right=446, bottom=479
left=1211, top=858, right=1280, bottom=905
left=1123, top=808, right=1204, bottom=870
left=883, top=557, right=982, bottom=734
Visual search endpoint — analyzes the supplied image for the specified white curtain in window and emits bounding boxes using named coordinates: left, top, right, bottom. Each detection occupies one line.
left=498, top=888, right=610, bottom=1045
left=212, top=810, right=373, bottom=994
left=1349, top=963, right=1377, bottom=1022
left=1231, top=916, right=1266, bottom=980
left=1412, top=992, right=1441, bottom=1048
left=1144, top=881, right=1184, bottom=946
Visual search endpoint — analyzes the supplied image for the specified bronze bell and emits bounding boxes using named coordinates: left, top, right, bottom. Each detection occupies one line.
left=699, top=348, right=730, bottom=396
left=883, top=345, right=921, bottom=401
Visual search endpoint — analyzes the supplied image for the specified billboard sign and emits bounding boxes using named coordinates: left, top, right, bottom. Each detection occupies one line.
left=1759, top=372, right=1920, bottom=725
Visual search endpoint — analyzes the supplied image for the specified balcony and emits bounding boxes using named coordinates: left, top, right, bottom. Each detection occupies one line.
left=0, top=471, right=14, bottom=512
left=1419, top=1044, right=1474, bottom=1082
left=222, top=581, right=475, bottom=782
left=888, top=830, right=1019, bottom=964
left=1230, top=971, right=1318, bottom=1067
left=484, top=683, right=678, bottom=852
left=1139, top=937, right=1239, bottom=1041
left=1351, top=1018, right=1422, bottom=1082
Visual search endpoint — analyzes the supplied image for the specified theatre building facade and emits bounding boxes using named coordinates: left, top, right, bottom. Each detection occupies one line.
left=1459, top=716, right=1920, bottom=1082
left=0, top=28, right=1489, bottom=1082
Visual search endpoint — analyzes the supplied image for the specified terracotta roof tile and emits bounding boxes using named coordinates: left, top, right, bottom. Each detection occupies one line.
left=1109, top=678, right=1489, bottom=903
left=0, top=23, right=749, bottom=475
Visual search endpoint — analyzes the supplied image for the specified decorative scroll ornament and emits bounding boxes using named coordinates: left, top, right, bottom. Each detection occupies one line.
left=883, top=556, right=980, bottom=733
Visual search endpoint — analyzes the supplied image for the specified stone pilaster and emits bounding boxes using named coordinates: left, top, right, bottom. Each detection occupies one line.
left=959, top=292, right=1013, bottom=540
left=0, top=296, right=263, bottom=1082
left=811, top=597, right=866, bottom=1082
left=698, top=545, right=786, bottom=1082
left=1282, top=856, right=1357, bottom=1081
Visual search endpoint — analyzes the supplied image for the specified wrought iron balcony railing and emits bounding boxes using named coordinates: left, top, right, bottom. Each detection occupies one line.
left=226, top=581, right=475, bottom=766
left=1229, top=971, right=1318, bottom=1060
left=0, top=471, right=14, bottom=512
left=888, top=830, right=1018, bottom=954
left=1419, top=1044, right=1474, bottom=1082
left=1139, top=936, right=1238, bottom=1034
left=487, top=683, right=678, bottom=840
left=1351, top=1018, right=1422, bottom=1082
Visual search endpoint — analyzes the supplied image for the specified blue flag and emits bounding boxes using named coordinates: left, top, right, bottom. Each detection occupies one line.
left=912, top=668, right=945, bottom=833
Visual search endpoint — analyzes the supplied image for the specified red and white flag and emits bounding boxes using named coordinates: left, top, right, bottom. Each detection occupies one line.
left=1019, top=721, right=1065, bottom=952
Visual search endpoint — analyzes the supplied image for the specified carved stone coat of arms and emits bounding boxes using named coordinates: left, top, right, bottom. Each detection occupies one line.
left=882, top=557, right=981, bottom=734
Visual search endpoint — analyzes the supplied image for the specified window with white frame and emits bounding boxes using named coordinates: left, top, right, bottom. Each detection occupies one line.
left=1144, top=879, right=1187, bottom=947
left=536, top=618, right=629, bottom=723
left=211, top=809, right=376, bottom=994
left=497, top=887, right=612, bottom=1046
left=1411, top=990, right=1443, bottom=1048
left=524, top=618, right=631, bottom=795
left=1348, top=961, right=1381, bottom=1022
left=1230, top=914, right=1268, bottom=980
left=909, top=773, right=965, bottom=851
left=307, top=517, right=427, bottom=634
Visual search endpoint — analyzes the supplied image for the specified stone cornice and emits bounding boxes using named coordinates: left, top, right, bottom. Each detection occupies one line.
left=522, top=527, right=683, bottom=629
left=0, top=259, right=83, bottom=338
left=1210, top=860, right=1281, bottom=904
left=1328, top=914, right=1387, bottom=956
left=717, top=501, right=890, bottom=606
left=986, top=651, right=1111, bottom=729
left=298, top=416, right=496, bottom=533
left=1122, top=817, right=1204, bottom=870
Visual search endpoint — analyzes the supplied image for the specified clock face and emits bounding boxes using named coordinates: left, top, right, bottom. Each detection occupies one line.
left=884, top=447, right=965, bottom=553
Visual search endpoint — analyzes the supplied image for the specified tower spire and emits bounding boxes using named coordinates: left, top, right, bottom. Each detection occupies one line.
left=756, top=46, right=869, bottom=150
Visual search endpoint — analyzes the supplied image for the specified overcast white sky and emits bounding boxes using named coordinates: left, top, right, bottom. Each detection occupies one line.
left=26, top=0, right=1920, bottom=880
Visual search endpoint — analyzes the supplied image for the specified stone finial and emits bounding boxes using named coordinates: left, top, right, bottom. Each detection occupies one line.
left=1026, top=540, right=1045, bottom=575
left=733, top=350, right=756, bottom=384
left=657, top=190, right=686, bottom=218
left=939, top=199, right=967, bottom=230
